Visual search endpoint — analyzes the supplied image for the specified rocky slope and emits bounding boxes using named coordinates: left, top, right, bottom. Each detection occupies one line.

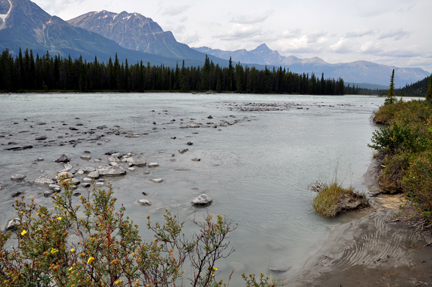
left=0, top=0, right=200, bottom=66
left=67, top=10, right=211, bottom=61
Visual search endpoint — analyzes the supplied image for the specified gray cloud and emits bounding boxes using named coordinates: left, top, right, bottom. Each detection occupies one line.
left=378, top=29, right=410, bottom=40
left=282, top=28, right=302, bottom=38
left=344, top=30, right=375, bottom=38
left=308, top=31, right=327, bottom=44
left=230, top=10, right=273, bottom=24
left=162, top=4, right=191, bottom=16
left=214, top=26, right=263, bottom=41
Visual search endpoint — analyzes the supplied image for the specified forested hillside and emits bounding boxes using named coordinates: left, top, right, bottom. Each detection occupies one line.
left=0, top=48, right=346, bottom=94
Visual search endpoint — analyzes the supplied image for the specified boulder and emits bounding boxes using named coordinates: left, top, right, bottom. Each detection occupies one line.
left=80, top=155, right=91, bottom=161
left=127, top=155, right=146, bottom=167
left=98, top=166, right=127, bottom=177
left=44, top=190, right=55, bottom=197
left=55, top=154, right=70, bottom=163
left=33, top=176, right=54, bottom=186
left=82, top=183, right=91, bottom=188
left=151, top=178, right=163, bottom=183
left=11, top=174, right=26, bottom=181
left=49, top=184, right=61, bottom=191
left=137, top=199, right=151, bottom=206
left=87, top=171, right=99, bottom=179
left=63, top=163, right=73, bottom=172
left=5, top=218, right=19, bottom=231
left=57, top=172, right=72, bottom=179
left=82, top=167, right=96, bottom=173
left=148, top=163, right=159, bottom=168
left=179, top=148, right=189, bottom=154
left=331, top=194, right=369, bottom=217
left=192, top=194, right=212, bottom=206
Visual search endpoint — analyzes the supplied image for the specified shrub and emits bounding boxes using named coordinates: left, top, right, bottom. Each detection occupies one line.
left=311, top=181, right=359, bottom=217
left=378, top=152, right=411, bottom=194
left=401, top=151, right=432, bottom=223
left=0, top=178, right=274, bottom=287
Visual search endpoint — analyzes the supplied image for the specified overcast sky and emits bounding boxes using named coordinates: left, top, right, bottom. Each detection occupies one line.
left=33, top=0, right=432, bottom=72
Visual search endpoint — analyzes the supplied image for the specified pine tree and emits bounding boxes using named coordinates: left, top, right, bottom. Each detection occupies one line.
left=385, top=69, right=395, bottom=104
left=426, top=75, right=432, bottom=103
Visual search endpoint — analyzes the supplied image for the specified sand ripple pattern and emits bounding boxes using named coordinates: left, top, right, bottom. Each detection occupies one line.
left=289, top=211, right=422, bottom=285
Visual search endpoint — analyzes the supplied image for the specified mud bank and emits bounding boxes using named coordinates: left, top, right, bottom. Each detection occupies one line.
left=287, top=159, right=432, bottom=287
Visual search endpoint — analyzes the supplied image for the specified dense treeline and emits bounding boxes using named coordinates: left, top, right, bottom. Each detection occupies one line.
left=0, top=48, right=346, bottom=94
left=397, top=76, right=431, bottom=97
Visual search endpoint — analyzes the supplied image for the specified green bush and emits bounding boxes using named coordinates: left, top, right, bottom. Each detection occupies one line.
left=378, top=152, right=411, bottom=194
left=0, top=179, right=273, bottom=286
left=401, top=151, right=432, bottom=222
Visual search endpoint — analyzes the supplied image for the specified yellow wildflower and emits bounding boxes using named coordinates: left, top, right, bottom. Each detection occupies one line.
left=68, top=267, right=73, bottom=272
left=213, top=267, right=217, bottom=271
left=70, top=248, right=75, bottom=253
left=21, top=230, right=27, bottom=236
left=57, top=217, right=62, bottom=220
left=51, top=248, right=59, bottom=254
left=87, top=256, right=95, bottom=264
left=115, top=280, right=122, bottom=285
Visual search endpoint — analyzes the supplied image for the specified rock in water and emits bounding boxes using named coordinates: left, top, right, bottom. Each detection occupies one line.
left=148, top=163, right=159, bottom=168
left=11, top=174, right=26, bottom=181
left=33, top=176, right=55, bottom=186
left=127, top=155, right=146, bottom=167
left=5, top=218, right=19, bottom=231
left=87, top=171, right=99, bottom=179
left=55, top=154, right=70, bottom=163
left=98, top=166, right=127, bottom=177
left=192, top=194, right=212, bottom=206
left=80, top=155, right=91, bottom=161
left=137, top=199, right=152, bottom=206
left=35, top=136, right=47, bottom=140
left=151, top=178, right=163, bottom=183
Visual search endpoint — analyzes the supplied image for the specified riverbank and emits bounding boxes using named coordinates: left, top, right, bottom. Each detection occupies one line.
left=286, top=158, right=432, bottom=286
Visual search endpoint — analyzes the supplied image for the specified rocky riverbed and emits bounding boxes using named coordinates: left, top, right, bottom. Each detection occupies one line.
left=0, top=93, right=387, bottom=285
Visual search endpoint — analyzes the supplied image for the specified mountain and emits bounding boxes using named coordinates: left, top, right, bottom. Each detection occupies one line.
left=193, top=44, right=430, bottom=87
left=0, top=0, right=202, bottom=66
left=67, top=10, right=212, bottom=62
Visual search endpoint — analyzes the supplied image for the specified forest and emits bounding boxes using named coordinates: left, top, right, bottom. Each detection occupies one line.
left=0, top=48, right=347, bottom=95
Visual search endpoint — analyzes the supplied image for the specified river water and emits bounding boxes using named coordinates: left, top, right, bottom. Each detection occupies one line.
left=0, top=93, right=384, bottom=284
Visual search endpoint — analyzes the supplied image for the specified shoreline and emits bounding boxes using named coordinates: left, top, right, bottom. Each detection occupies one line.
left=285, top=158, right=432, bottom=286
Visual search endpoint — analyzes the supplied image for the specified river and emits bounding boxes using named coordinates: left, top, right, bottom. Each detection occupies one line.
left=0, top=93, right=384, bottom=284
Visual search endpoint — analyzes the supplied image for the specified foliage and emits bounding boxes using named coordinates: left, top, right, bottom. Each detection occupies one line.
left=426, top=74, right=432, bottom=103
left=310, top=181, right=358, bottom=217
left=241, top=273, right=276, bottom=287
left=371, top=97, right=432, bottom=224
left=0, top=48, right=346, bottom=95
left=378, top=152, right=410, bottom=194
left=0, top=178, right=274, bottom=286
left=401, top=151, right=432, bottom=222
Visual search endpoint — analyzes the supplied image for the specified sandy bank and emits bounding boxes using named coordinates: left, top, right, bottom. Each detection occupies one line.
left=286, top=159, right=432, bottom=286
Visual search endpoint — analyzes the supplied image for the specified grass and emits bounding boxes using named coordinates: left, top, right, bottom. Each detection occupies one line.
left=311, top=181, right=356, bottom=217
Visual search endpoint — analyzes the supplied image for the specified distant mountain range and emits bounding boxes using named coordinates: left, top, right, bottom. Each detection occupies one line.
left=193, top=44, right=430, bottom=88
left=0, top=0, right=429, bottom=87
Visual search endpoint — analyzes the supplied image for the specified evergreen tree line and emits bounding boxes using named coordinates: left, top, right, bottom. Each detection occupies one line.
left=397, top=75, right=431, bottom=97
left=0, top=48, right=346, bottom=94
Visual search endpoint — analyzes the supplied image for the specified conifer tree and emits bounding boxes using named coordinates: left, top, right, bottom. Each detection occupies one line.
left=426, top=75, right=432, bottom=103
left=385, top=69, right=395, bottom=104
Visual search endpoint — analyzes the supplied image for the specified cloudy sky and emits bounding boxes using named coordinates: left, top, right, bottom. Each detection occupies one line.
left=33, top=0, right=432, bottom=72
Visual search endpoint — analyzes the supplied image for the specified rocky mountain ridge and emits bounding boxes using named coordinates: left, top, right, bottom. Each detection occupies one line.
left=194, top=44, right=430, bottom=87
left=67, top=10, right=213, bottom=61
